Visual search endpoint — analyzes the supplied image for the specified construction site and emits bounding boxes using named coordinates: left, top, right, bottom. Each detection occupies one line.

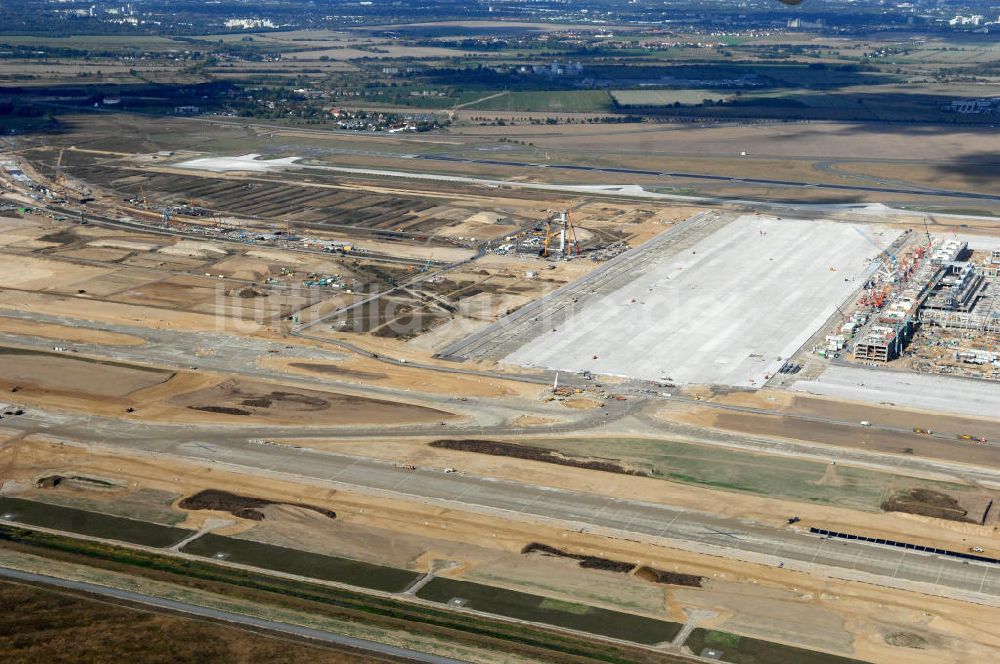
left=1, top=111, right=1000, bottom=664
left=815, top=231, right=1000, bottom=382
left=445, top=212, right=904, bottom=388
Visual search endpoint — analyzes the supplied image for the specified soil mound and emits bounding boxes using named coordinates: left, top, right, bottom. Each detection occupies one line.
left=179, top=489, right=336, bottom=521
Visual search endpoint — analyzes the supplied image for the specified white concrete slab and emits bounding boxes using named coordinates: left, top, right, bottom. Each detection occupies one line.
left=175, top=153, right=303, bottom=173
left=792, top=365, right=1000, bottom=419
left=504, top=215, right=899, bottom=387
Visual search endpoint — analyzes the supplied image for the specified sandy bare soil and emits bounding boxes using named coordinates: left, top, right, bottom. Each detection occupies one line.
left=261, top=355, right=534, bottom=399
left=5, top=111, right=1000, bottom=664
left=666, top=392, right=1000, bottom=466
left=0, top=317, right=145, bottom=347
left=0, top=349, right=454, bottom=426
left=0, top=254, right=110, bottom=291
left=165, top=376, right=454, bottom=426
left=0, top=351, right=172, bottom=398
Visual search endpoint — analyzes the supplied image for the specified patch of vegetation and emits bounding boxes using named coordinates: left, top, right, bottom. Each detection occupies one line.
left=0, top=580, right=376, bottom=664
left=0, top=497, right=190, bottom=548
left=685, top=628, right=867, bottom=664
left=430, top=439, right=649, bottom=476
left=183, top=534, right=417, bottom=593
left=705, top=630, right=743, bottom=648
left=416, top=577, right=681, bottom=645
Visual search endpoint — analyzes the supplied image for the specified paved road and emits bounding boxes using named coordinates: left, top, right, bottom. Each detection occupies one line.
left=0, top=566, right=466, bottom=664
left=4, top=411, right=997, bottom=603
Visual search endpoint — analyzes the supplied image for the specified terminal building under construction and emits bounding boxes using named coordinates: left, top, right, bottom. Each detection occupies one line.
left=853, top=238, right=1000, bottom=362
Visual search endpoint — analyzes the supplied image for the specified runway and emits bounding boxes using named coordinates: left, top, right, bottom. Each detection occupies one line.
left=411, top=153, right=1000, bottom=202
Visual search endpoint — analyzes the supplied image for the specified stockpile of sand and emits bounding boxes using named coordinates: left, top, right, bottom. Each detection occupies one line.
left=159, top=239, right=227, bottom=258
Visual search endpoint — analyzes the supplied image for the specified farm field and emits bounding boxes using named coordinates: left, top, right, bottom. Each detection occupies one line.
left=611, top=89, right=733, bottom=106
left=0, top=579, right=382, bottom=664
left=458, top=90, right=615, bottom=113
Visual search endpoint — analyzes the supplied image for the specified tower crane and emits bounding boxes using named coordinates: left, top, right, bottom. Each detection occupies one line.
left=540, top=210, right=581, bottom=258
left=53, top=148, right=66, bottom=199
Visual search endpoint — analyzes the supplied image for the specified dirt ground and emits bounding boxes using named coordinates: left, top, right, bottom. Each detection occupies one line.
left=0, top=351, right=172, bottom=398
left=262, top=355, right=535, bottom=399
left=0, top=254, right=111, bottom=291
left=166, top=376, right=453, bottom=426
left=662, top=392, right=1000, bottom=468
left=0, top=316, right=145, bottom=347
left=277, top=435, right=1000, bottom=556
left=0, top=352, right=455, bottom=426
left=2, top=437, right=1000, bottom=664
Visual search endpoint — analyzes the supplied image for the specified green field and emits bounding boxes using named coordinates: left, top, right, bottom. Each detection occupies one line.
left=611, top=89, right=732, bottom=107
left=685, top=629, right=865, bottom=664
left=0, top=35, right=182, bottom=51
left=459, top=90, right=614, bottom=113
left=417, top=577, right=681, bottom=644
left=183, top=533, right=420, bottom=593
left=517, top=439, right=972, bottom=512
left=0, top=497, right=191, bottom=548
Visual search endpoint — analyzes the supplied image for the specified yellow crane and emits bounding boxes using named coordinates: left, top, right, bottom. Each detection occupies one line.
left=540, top=210, right=580, bottom=258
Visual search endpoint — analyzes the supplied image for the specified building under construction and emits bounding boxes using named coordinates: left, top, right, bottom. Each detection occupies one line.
left=493, top=210, right=582, bottom=258
left=853, top=237, right=1000, bottom=362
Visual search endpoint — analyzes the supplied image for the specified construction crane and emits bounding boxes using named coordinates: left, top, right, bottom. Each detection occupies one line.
left=923, top=215, right=934, bottom=249
left=540, top=210, right=580, bottom=258
left=53, top=148, right=66, bottom=199
left=565, top=210, right=580, bottom=256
